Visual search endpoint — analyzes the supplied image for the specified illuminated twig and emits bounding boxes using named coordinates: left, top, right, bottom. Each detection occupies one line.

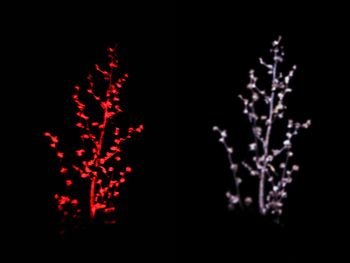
left=45, top=46, right=144, bottom=231
left=213, top=37, right=310, bottom=220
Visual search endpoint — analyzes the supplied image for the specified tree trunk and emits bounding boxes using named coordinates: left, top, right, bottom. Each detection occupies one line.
left=90, top=177, right=96, bottom=221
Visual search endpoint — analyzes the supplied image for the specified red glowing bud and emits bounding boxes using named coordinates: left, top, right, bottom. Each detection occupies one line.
left=135, top=124, right=144, bottom=133
left=120, top=172, right=125, bottom=177
left=77, top=104, right=85, bottom=111
left=80, top=173, right=89, bottom=178
left=115, top=156, right=121, bottom=161
left=66, top=180, right=73, bottom=186
left=108, top=167, right=114, bottom=172
left=105, top=207, right=116, bottom=213
left=60, top=167, right=68, bottom=174
left=92, top=122, right=99, bottom=126
left=76, top=149, right=85, bottom=156
left=77, top=112, right=89, bottom=120
left=76, top=122, right=84, bottom=128
left=58, top=196, right=70, bottom=205
left=109, top=62, right=118, bottom=68
left=57, top=152, right=64, bottom=158
left=100, top=166, right=107, bottom=174
left=71, top=199, right=79, bottom=205
left=44, top=132, right=51, bottom=137
left=106, top=111, right=116, bottom=118
left=125, top=167, right=132, bottom=173
left=120, top=178, right=126, bottom=183
left=95, top=203, right=106, bottom=210
left=109, top=180, right=117, bottom=187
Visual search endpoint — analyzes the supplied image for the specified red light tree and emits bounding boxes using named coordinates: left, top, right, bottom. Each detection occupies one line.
left=44, top=46, right=143, bottom=231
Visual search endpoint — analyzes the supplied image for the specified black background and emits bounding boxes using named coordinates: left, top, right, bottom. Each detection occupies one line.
left=6, top=1, right=348, bottom=262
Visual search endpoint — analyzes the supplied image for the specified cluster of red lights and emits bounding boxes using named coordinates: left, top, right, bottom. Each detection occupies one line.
left=45, top=47, right=143, bottom=228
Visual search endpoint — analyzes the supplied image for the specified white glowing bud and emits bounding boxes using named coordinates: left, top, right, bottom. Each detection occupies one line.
left=302, top=119, right=311, bottom=129
left=272, top=149, right=280, bottom=156
left=285, top=177, right=292, bottom=183
left=249, top=143, right=257, bottom=151
left=292, top=165, right=300, bottom=171
left=227, top=193, right=239, bottom=204
left=230, top=164, right=238, bottom=171
left=284, top=76, right=290, bottom=84
left=247, top=83, right=255, bottom=89
left=220, top=130, right=227, bottom=138
left=250, top=170, right=258, bottom=176
left=266, top=155, right=273, bottom=162
left=253, top=127, right=262, bottom=137
left=244, top=197, right=253, bottom=206
left=283, top=140, right=291, bottom=147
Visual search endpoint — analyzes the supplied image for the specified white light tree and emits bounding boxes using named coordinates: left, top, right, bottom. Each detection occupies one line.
left=213, top=36, right=310, bottom=220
